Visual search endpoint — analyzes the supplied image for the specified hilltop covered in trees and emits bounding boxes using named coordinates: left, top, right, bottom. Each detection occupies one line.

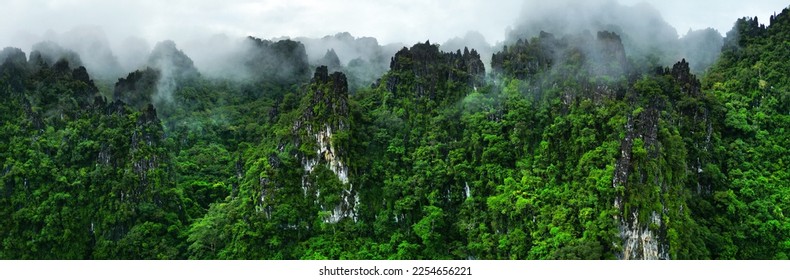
left=0, top=6, right=788, bottom=260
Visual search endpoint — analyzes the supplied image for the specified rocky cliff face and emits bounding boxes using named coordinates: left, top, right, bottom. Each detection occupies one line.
left=293, top=66, right=356, bottom=223
left=613, top=111, right=670, bottom=260
left=613, top=59, right=710, bottom=260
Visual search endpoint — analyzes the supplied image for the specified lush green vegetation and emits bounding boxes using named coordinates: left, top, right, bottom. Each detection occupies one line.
left=0, top=8, right=788, bottom=260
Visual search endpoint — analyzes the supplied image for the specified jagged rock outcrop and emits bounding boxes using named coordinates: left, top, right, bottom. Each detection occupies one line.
left=259, top=66, right=355, bottom=223
left=613, top=111, right=670, bottom=260
left=28, top=41, right=83, bottom=71
left=23, top=41, right=110, bottom=109
left=492, top=30, right=711, bottom=260
left=667, top=59, right=701, bottom=96
left=113, top=68, right=160, bottom=109
left=594, top=31, right=628, bottom=77
left=386, top=41, right=485, bottom=102
left=441, top=31, right=494, bottom=70
left=492, top=30, right=629, bottom=80
left=2, top=55, right=97, bottom=113
left=506, top=1, right=685, bottom=68
left=460, top=47, right=486, bottom=87
left=723, top=17, right=766, bottom=54
left=0, top=47, right=27, bottom=67
left=317, top=49, right=342, bottom=72
left=130, top=104, right=165, bottom=188
left=0, top=47, right=29, bottom=93
left=613, top=59, right=710, bottom=260
left=492, top=31, right=560, bottom=79
left=0, top=50, right=181, bottom=258
left=304, top=66, right=349, bottom=126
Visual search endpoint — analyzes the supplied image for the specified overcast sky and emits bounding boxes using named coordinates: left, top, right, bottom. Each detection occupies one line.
left=1, top=0, right=788, bottom=52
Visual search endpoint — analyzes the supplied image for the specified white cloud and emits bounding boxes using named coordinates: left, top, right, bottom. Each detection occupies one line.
left=619, top=0, right=788, bottom=35
left=0, top=0, right=787, bottom=55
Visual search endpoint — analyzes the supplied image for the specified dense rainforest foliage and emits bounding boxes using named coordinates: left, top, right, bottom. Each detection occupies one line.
left=0, top=8, right=788, bottom=260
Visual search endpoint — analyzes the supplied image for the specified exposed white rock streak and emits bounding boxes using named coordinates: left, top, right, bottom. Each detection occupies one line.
left=302, top=123, right=357, bottom=223
left=613, top=115, right=667, bottom=260
left=619, top=211, right=664, bottom=260
left=315, top=124, right=348, bottom=184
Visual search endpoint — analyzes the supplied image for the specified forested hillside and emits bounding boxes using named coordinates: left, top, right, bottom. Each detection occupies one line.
left=0, top=7, right=788, bottom=260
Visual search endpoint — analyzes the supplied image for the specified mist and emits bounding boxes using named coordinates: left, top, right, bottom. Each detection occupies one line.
left=291, top=32, right=405, bottom=90
left=1, top=0, right=787, bottom=96
left=28, top=41, right=84, bottom=70
left=147, top=40, right=200, bottom=105
left=177, top=34, right=255, bottom=81
left=506, top=0, right=724, bottom=72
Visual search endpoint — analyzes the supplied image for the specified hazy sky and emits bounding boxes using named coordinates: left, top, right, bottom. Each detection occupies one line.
left=1, top=0, right=788, bottom=51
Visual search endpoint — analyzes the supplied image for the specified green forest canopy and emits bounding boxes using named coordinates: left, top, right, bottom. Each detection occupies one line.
left=0, top=8, right=788, bottom=260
